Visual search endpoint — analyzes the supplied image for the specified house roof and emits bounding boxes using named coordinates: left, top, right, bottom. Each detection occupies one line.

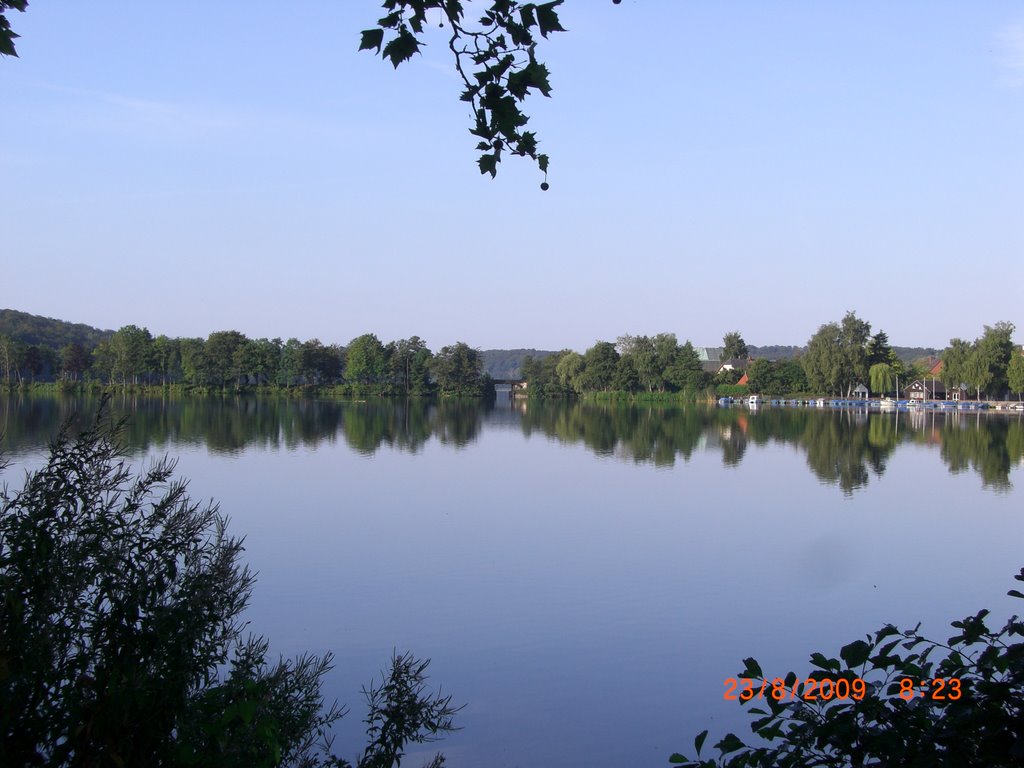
left=696, top=346, right=723, bottom=362
left=906, top=379, right=948, bottom=395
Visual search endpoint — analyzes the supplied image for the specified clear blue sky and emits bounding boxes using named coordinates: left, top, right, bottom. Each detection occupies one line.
left=4, top=2, right=1023, bottom=351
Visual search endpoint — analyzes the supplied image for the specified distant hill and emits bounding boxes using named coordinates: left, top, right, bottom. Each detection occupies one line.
left=482, top=349, right=557, bottom=379
left=746, top=344, right=938, bottom=363
left=892, top=346, right=940, bottom=363
left=0, top=309, right=113, bottom=349
left=748, top=345, right=803, bottom=360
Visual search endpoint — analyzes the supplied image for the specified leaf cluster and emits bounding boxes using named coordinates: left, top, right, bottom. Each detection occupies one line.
left=672, top=571, right=1024, bottom=767
left=0, top=1, right=27, bottom=58
left=360, top=1, right=571, bottom=181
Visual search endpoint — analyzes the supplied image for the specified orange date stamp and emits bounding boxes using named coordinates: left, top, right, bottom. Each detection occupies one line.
left=724, top=676, right=963, bottom=702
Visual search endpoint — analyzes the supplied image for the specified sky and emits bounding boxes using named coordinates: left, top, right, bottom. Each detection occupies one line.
left=3, top=1, right=1023, bottom=351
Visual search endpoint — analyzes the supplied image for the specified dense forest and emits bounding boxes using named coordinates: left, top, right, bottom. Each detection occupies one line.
left=0, top=309, right=113, bottom=349
left=0, top=315, right=490, bottom=397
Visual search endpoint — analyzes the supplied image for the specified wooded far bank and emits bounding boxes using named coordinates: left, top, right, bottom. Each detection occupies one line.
left=1, top=309, right=1019, bottom=401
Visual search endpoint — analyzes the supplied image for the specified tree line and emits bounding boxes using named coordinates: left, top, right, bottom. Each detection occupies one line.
left=517, top=315, right=1021, bottom=400
left=3, top=312, right=1020, bottom=401
left=800, top=314, right=1021, bottom=400
left=0, top=326, right=490, bottom=397
left=521, top=333, right=735, bottom=398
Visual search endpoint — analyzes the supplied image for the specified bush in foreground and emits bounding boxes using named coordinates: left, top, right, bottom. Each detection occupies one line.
left=0, top=399, right=458, bottom=767
left=675, top=576, right=1024, bottom=766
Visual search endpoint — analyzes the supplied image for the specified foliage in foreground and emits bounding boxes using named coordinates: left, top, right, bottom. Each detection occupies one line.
left=0, top=399, right=459, bottom=767
left=674, top=574, right=1024, bottom=767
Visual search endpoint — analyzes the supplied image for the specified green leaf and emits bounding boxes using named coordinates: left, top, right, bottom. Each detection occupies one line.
left=358, top=28, right=385, bottom=53
left=694, top=729, right=708, bottom=757
left=668, top=754, right=690, bottom=765
left=382, top=27, right=421, bottom=68
left=840, top=639, right=871, bottom=668
left=714, top=733, right=744, bottom=754
left=0, top=20, right=19, bottom=58
left=535, top=1, right=566, bottom=37
left=538, top=154, right=549, bottom=172
left=520, top=5, right=537, bottom=29
left=741, top=657, right=763, bottom=678
left=507, top=61, right=553, bottom=100
left=810, top=652, right=831, bottom=670
left=1008, top=589, right=1024, bottom=599
left=478, top=153, right=498, bottom=178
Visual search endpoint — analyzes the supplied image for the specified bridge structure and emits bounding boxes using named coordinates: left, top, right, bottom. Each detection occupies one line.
left=492, top=379, right=528, bottom=395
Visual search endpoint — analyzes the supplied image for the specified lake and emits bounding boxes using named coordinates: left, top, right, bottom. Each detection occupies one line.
left=2, top=393, right=1023, bottom=767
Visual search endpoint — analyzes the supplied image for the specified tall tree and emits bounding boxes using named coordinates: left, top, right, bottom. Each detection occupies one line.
left=838, top=311, right=871, bottom=396
left=298, top=339, right=341, bottom=385
left=390, top=336, right=431, bottom=395
left=109, top=325, right=153, bottom=385
left=276, top=338, right=303, bottom=386
left=745, top=359, right=774, bottom=395
left=976, top=321, right=1016, bottom=397
left=59, top=343, right=89, bottom=382
left=232, top=338, right=264, bottom=385
left=1008, top=351, right=1024, bottom=402
left=869, top=362, right=895, bottom=396
left=866, top=330, right=895, bottom=368
left=802, top=322, right=842, bottom=395
left=22, top=345, right=44, bottom=384
left=151, top=335, right=181, bottom=385
left=555, top=351, right=585, bottom=393
left=431, top=342, right=484, bottom=396
left=666, top=341, right=704, bottom=391
left=0, top=334, right=15, bottom=383
left=582, top=341, right=618, bottom=392
left=617, top=335, right=661, bottom=392
left=941, top=338, right=973, bottom=393
left=722, top=331, right=749, bottom=362
left=345, top=333, right=388, bottom=387
left=205, top=331, right=247, bottom=388
left=802, top=313, right=871, bottom=396
left=179, top=338, right=210, bottom=387
left=964, top=347, right=993, bottom=401
left=611, top=355, right=640, bottom=393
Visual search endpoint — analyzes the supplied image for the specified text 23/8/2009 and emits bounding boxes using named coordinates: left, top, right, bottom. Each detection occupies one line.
left=723, top=676, right=963, bottom=702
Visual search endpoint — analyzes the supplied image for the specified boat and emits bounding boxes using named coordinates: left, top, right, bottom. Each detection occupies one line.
left=748, top=395, right=763, bottom=407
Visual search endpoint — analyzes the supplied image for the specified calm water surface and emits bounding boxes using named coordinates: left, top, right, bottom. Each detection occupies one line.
left=3, top=394, right=1023, bottom=767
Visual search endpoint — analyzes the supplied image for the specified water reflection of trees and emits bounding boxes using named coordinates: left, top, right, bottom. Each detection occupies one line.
left=934, top=413, right=1024, bottom=492
left=0, top=395, right=482, bottom=457
left=517, top=402, right=1023, bottom=494
left=2, top=395, right=1022, bottom=492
